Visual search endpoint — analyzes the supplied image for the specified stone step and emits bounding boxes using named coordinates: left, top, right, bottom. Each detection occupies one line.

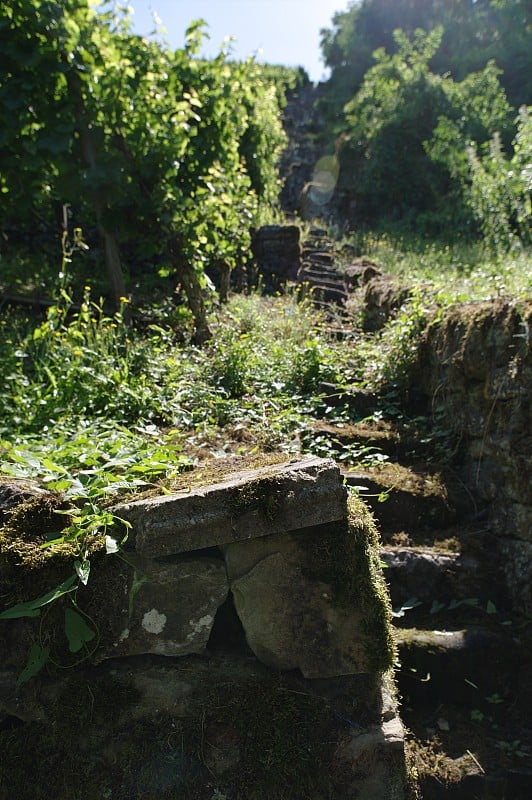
left=302, top=261, right=336, bottom=275
left=343, top=464, right=461, bottom=534
left=300, top=285, right=349, bottom=305
left=316, top=383, right=377, bottom=415
left=399, top=623, right=532, bottom=800
left=395, top=625, right=521, bottom=708
left=300, top=263, right=340, bottom=277
left=315, top=421, right=420, bottom=463
left=306, top=226, right=329, bottom=238
left=419, top=770, right=532, bottom=800
left=298, top=271, right=346, bottom=291
left=311, top=283, right=347, bottom=296
left=115, top=456, right=346, bottom=557
left=299, top=262, right=345, bottom=278
left=299, top=276, right=345, bottom=293
left=301, top=250, right=335, bottom=265
left=1, top=450, right=409, bottom=800
left=381, top=546, right=484, bottom=610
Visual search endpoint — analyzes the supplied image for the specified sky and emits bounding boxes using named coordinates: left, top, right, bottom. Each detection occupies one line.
left=126, top=0, right=350, bottom=83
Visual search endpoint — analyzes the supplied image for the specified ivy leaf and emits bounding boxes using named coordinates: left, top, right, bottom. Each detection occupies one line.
left=17, top=645, right=50, bottom=686
left=64, top=608, right=95, bottom=653
left=430, top=599, right=446, bottom=614
left=0, top=574, right=78, bottom=619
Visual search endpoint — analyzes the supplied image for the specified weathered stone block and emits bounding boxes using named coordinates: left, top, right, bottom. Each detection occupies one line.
left=223, top=514, right=393, bottom=679
left=229, top=546, right=367, bottom=678
left=333, top=684, right=406, bottom=799
left=0, top=454, right=406, bottom=798
left=489, top=501, right=532, bottom=542
left=104, top=557, right=228, bottom=659
left=251, top=224, right=301, bottom=283
left=114, top=457, right=347, bottom=558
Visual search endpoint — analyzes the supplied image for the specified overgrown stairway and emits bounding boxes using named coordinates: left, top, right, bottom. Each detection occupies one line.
left=298, top=226, right=349, bottom=307
left=307, top=399, right=532, bottom=799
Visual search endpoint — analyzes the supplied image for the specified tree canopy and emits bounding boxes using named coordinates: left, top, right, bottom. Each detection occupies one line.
left=317, top=0, right=530, bottom=239
left=0, top=0, right=288, bottom=339
left=321, top=0, right=531, bottom=109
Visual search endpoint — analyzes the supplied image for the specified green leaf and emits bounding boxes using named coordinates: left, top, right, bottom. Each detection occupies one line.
left=0, top=575, right=78, bottom=619
left=0, top=604, right=41, bottom=620
left=391, top=596, right=422, bottom=618
left=448, top=597, right=479, bottom=610
left=64, top=608, right=96, bottom=653
left=17, top=644, right=50, bottom=686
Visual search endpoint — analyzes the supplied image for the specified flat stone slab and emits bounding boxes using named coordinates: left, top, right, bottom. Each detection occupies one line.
left=114, top=457, right=347, bottom=558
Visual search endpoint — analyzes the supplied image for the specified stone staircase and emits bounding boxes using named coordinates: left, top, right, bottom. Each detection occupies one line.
left=277, top=80, right=353, bottom=312
left=307, top=405, right=532, bottom=799
left=298, top=226, right=349, bottom=307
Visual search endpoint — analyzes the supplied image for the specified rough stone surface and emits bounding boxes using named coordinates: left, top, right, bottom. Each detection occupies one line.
left=224, top=529, right=374, bottom=679
left=0, top=455, right=405, bottom=797
left=497, top=538, right=532, bottom=615
left=396, top=626, right=520, bottom=707
left=362, top=274, right=412, bottom=332
left=0, top=668, right=46, bottom=724
left=114, top=456, right=347, bottom=558
left=0, top=480, right=49, bottom=525
left=381, top=547, right=482, bottom=607
left=0, top=657, right=408, bottom=800
left=344, top=469, right=456, bottom=535
left=118, top=665, right=194, bottom=720
left=251, top=224, right=301, bottom=287
left=418, top=300, right=532, bottom=614
left=343, top=258, right=382, bottom=289
left=103, top=557, right=228, bottom=659
left=231, top=550, right=366, bottom=678
left=333, top=685, right=406, bottom=799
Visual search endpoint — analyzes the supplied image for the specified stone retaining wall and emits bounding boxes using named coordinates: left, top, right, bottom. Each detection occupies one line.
left=0, top=456, right=409, bottom=799
left=418, top=299, right=532, bottom=614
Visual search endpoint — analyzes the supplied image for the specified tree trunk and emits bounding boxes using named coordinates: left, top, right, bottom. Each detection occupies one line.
left=68, top=73, right=127, bottom=308
left=218, top=261, right=231, bottom=304
left=180, top=263, right=212, bottom=344
left=95, top=210, right=127, bottom=307
left=169, top=237, right=212, bottom=344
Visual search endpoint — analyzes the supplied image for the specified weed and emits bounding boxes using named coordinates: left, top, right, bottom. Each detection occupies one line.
left=496, top=739, right=527, bottom=759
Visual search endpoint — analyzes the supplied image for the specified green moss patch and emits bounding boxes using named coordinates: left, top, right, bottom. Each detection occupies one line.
left=300, top=494, right=395, bottom=676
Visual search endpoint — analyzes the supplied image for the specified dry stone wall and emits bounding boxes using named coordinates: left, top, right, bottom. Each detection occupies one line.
left=418, top=299, right=532, bottom=614
left=0, top=456, right=409, bottom=799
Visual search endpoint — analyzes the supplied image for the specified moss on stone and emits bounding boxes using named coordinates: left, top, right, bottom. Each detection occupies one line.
left=119, top=452, right=290, bottom=504
left=300, top=493, right=395, bottom=676
left=228, top=473, right=284, bottom=522
left=0, top=672, right=143, bottom=800
left=182, top=669, right=340, bottom=799
left=0, top=659, right=391, bottom=800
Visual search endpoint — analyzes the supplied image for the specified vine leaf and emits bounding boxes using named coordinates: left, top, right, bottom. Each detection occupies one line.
left=0, top=574, right=78, bottom=620
left=17, top=645, right=50, bottom=686
left=64, top=608, right=96, bottom=653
